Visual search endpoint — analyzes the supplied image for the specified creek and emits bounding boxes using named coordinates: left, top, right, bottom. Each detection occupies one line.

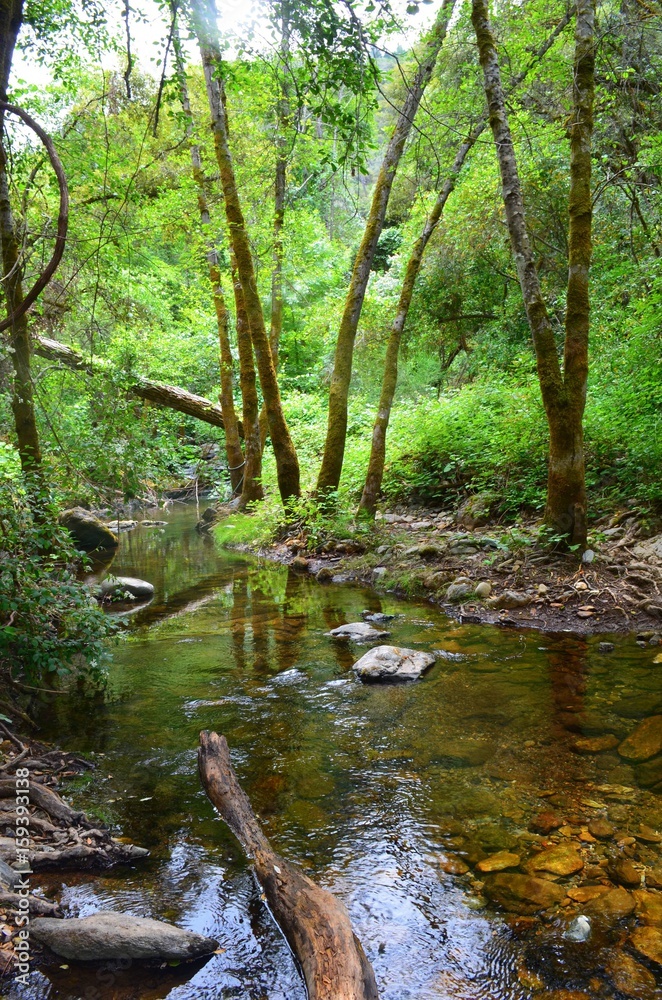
left=9, top=504, right=662, bottom=1000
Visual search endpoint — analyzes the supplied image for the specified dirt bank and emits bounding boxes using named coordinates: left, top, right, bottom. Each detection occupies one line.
left=218, top=505, right=662, bottom=636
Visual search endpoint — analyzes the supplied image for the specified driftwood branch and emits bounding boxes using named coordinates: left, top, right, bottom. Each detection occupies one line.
left=0, top=102, right=69, bottom=332
left=198, top=731, right=379, bottom=1000
left=33, top=334, right=243, bottom=435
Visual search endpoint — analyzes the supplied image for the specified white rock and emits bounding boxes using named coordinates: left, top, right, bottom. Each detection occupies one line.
left=353, top=645, right=436, bottom=682
left=325, top=622, right=390, bottom=642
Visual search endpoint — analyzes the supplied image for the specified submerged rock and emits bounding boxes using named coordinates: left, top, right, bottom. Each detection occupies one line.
left=141, top=519, right=167, bottom=527
left=608, top=858, right=641, bottom=888
left=437, top=853, right=470, bottom=875
left=606, top=949, right=658, bottom=1000
left=31, top=912, right=219, bottom=962
left=631, top=925, right=662, bottom=966
left=587, top=817, right=615, bottom=839
left=618, top=716, right=662, bottom=762
left=477, top=851, right=520, bottom=873
left=635, top=755, right=662, bottom=788
left=105, top=519, right=137, bottom=532
left=633, top=889, right=662, bottom=925
left=572, top=734, right=619, bottom=753
left=59, top=508, right=118, bottom=552
left=585, top=887, right=635, bottom=923
left=326, top=622, right=390, bottom=643
left=483, top=873, right=566, bottom=914
left=97, top=577, right=155, bottom=602
left=434, top=738, right=495, bottom=767
left=352, top=645, right=435, bottom=682
left=525, top=843, right=584, bottom=876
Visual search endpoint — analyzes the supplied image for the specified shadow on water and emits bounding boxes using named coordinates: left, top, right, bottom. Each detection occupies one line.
left=11, top=504, right=662, bottom=1000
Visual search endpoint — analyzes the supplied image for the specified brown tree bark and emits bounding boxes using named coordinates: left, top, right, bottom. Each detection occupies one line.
left=198, top=731, right=379, bottom=1000
left=358, top=12, right=573, bottom=516
left=315, top=0, right=454, bottom=496
left=232, top=258, right=264, bottom=506
left=192, top=0, right=300, bottom=503
left=33, top=334, right=241, bottom=432
left=471, top=0, right=595, bottom=545
left=173, top=23, right=244, bottom=494
left=0, top=0, right=42, bottom=485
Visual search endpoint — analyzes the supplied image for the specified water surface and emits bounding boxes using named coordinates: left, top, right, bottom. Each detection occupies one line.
left=13, top=504, right=662, bottom=999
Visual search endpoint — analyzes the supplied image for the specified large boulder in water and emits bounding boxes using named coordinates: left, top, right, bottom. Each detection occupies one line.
left=97, top=576, right=154, bottom=602
left=59, top=508, right=118, bottom=552
left=353, top=645, right=436, bottom=682
left=31, top=912, right=219, bottom=962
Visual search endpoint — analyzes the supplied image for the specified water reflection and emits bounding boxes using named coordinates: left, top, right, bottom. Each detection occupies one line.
left=12, top=504, right=662, bottom=1000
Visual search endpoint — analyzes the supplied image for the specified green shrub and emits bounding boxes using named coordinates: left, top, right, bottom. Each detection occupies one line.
left=0, top=479, right=116, bottom=684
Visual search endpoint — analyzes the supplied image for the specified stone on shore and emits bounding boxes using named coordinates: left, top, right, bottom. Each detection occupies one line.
left=0, top=858, right=20, bottom=891
left=31, top=912, right=219, bottom=962
left=352, top=645, right=435, bottom=682
left=59, top=508, right=118, bottom=552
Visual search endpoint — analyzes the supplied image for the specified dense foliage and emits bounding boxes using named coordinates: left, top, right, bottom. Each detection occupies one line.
left=0, top=474, right=115, bottom=683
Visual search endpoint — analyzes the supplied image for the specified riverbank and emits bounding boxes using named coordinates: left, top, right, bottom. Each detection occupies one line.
left=208, top=504, right=662, bottom=636
left=0, top=723, right=149, bottom=978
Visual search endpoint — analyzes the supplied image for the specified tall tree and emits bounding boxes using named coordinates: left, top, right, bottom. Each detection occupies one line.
left=259, top=0, right=291, bottom=448
left=0, top=0, right=43, bottom=485
left=232, top=255, right=265, bottom=507
left=316, top=0, right=454, bottom=496
left=471, top=0, right=596, bottom=545
left=359, top=9, right=573, bottom=516
left=172, top=17, right=244, bottom=495
left=191, top=0, right=301, bottom=504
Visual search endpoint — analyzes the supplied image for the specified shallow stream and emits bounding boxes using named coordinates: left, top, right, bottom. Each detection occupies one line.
left=10, top=504, right=662, bottom=1000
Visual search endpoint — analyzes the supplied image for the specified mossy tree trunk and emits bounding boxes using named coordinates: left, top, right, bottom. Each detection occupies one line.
left=471, top=0, right=595, bottom=546
left=173, top=24, right=244, bottom=494
left=232, top=257, right=264, bottom=507
left=192, top=0, right=300, bottom=504
left=359, top=11, right=573, bottom=516
left=315, top=0, right=454, bottom=496
left=0, top=0, right=43, bottom=487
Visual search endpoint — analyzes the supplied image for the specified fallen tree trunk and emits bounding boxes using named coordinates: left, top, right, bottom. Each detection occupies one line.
left=198, top=731, right=379, bottom=1000
left=33, top=335, right=243, bottom=436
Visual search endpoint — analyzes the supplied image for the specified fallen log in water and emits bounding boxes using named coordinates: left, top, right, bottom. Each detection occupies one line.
left=198, top=731, right=379, bottom=1000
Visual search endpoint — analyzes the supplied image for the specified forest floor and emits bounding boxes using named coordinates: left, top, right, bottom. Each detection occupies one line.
left=224, top=505, right=662, bottom=637
left=0, top=723, right=148, bottom=976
